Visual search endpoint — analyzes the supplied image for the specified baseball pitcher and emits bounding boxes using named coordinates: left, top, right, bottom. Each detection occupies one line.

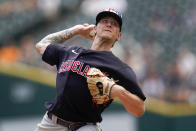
left=35, top=8, right=146, bottom=131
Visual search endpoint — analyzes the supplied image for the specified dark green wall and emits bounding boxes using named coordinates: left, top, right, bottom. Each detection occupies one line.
left=138, top=112, right=196, bottom=131
left=0, top=74, right=56, bottom=118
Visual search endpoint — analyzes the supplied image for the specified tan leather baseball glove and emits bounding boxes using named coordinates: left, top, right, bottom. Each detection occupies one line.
left=86, top=68, right=116, bottom=104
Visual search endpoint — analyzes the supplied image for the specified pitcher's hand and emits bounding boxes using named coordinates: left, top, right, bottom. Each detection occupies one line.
left=73, top=24, right=95, bottom=41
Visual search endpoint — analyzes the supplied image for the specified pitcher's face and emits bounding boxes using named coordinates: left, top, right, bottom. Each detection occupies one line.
left=95, top=17, right=122, bottom=42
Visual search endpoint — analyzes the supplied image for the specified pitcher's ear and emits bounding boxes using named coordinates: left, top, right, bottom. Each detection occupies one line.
left=117, top=32, right=122, bottom=41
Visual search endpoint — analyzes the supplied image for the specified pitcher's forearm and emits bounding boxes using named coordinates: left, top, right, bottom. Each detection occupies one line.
left=35, top=24, right=95, bottom=55
left=39, top=28, right=77, bottom=44
left=35, top=27, right=77, bottom=55
left=111, top=85, right=145, bottom=117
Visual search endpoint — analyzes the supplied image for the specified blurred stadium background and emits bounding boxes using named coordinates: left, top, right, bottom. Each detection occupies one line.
left=0, top=0, right=196, bottom=131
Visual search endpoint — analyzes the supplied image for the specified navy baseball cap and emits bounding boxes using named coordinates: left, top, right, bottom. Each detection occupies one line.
left=96, top=8, right=122, bottom=31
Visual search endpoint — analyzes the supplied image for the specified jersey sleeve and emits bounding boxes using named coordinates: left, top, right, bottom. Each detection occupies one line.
left=42, top=43, right=68, bottom=66
left=119, top=67, right=146, bottom=101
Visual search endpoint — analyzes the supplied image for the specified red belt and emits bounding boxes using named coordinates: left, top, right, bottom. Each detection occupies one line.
left=47, top=112, right=88, bottom=130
